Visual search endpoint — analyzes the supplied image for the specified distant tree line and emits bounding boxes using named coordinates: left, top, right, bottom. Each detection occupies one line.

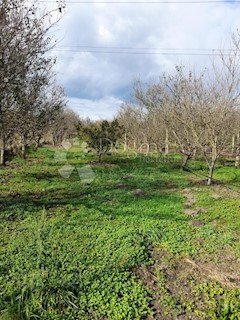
left=117, top=33, right=240, bottom=185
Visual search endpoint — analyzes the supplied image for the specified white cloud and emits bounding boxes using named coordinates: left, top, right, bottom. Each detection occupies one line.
left=68, top=96, right=123, bottom=120
left=45, top=0, right=240, bottom=119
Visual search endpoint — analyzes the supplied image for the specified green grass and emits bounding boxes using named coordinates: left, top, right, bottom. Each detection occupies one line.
left=0, top=147, right=240, bottom=319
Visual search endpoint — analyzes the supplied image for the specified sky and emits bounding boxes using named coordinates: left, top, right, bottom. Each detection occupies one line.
left=44, top=0, right=240, bottom=120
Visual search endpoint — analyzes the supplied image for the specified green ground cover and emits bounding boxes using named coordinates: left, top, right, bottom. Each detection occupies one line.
left=0, top=147, right=240, bottom=319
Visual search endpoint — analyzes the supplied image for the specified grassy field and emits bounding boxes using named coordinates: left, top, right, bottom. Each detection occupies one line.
left=0, top=146, right=240, bottom=319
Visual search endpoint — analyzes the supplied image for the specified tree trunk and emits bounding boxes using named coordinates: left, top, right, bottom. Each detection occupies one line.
left=98, top=152, right=102, bottom=163
left=207, top=139, right=217, bottom=186
left=235, top=132, right=240, bottom=167
left=207, top=159, right=216, bottom=186
left=235, top=155, right=240, bottom=167
left=0, top=139, right=6, bottom=166
left=124, top=133, right=128, bottom=151
left=232, top=134, right=236, bottom=155
left=165, top=128, right=169, bottom=155
left=21, top=144, right=26, bottom=159
left=35, top=136, right=41, bottom=150
left=146, top=143, right=150, bottom=156
left=0, top=147, right=5, bottom=166
left=181, top=154, right=190, bottom=170
left=192, top=148, right=197, bottom=160
left=133, top=139, right=136, bottom=150
left=158, top=145, right=163, bottom=154
left=21, top=135, right=27, bottom=159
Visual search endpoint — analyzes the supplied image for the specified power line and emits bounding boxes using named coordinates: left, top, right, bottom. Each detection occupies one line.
left=52, top=48, right=233, bottom=56
left=57, top=45, right=230, bottom=51
left=36, top=0, right=240, bottom=3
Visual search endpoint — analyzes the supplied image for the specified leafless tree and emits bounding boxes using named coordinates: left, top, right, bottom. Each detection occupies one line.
left=0, top=0, right=65, bottom=164
left=119, top=45, right=239, bottom=184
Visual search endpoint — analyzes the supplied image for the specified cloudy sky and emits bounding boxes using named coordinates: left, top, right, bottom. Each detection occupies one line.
left=44, top=0, right=240, bottom=119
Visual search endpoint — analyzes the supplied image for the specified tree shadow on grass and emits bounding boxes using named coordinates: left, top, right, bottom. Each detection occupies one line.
left=0, top=179, right=188, bottom=223
left=0, top=154, right=191, bottom=223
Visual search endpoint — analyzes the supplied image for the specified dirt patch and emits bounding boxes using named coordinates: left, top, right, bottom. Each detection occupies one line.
left=183, top=199, right=196, bottom=207
left=132, top=189, right=145, bottom=197
left=136, top=246, right=240, bottom=319
left=115, top=183, right=127, bottom=189
left=188, top=220, right=204, bottom=227
left=183, top=208, right=200, bottom=217
left=136, top=247, right=201, bottom=319
left=136, top=265, right=162, bottom=319
left=184, top=193, right=195, bottom=200
left=211, top=184, right=240, bottom=199
left=189, top=177, right=208, bottom=186
left=181, top=189, right=208, bottom=219
left=189, top=180, right=240, bottom=199
left=195, top=252, right=240, bottom=289
left=184, top=257, right=240, bottom=288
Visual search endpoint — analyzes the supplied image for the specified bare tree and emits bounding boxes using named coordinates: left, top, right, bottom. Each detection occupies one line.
left=119, top=56, right=238, bottom=185
left=0, top=0, right=65, bottom=164
left=118, top=103, right=144, bottom=151
left=118, top=79, right=171, bottom=155
left=165, top=64, right=235, bottom=184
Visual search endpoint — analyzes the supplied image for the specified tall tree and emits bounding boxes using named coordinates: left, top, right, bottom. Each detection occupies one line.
left=0, top=0, right=65, bottom=164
